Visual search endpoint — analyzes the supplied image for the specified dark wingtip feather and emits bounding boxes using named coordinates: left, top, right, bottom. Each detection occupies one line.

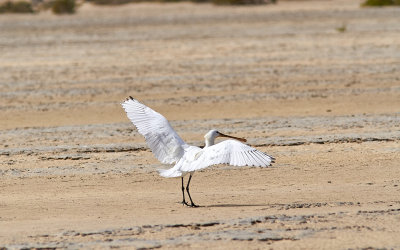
left=123, top=96, right=135, bottom=103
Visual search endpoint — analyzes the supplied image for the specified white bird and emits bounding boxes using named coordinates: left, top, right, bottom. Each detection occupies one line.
left=121, top=96, right=275, bottom=207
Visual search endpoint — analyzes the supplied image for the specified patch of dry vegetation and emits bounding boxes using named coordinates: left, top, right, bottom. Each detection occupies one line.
left=85, top=0, right=140, bottom=5
left=51, top=0, right=75, bottom=13
left=0, top=1, right=34, bottom=13
left=362, top=0, right=400, bottom=6
left=212, top=0, right=275, bottom=5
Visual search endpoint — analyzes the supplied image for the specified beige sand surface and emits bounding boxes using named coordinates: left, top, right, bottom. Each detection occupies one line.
left=1, top=0, right=400, bottom=249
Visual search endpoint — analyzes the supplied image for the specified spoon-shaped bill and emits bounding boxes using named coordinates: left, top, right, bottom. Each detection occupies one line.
left=218, top=132, right=247, bottom=143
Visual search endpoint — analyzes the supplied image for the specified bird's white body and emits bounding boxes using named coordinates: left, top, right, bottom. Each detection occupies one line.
left=121, top=97, right=275, bottom=206
left=158, top=145, right=201, bottom=178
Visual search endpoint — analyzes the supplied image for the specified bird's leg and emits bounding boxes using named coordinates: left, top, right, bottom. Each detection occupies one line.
left=186, top=173, right=199, bottom=207
left=181, top=177, right=190, bottom=206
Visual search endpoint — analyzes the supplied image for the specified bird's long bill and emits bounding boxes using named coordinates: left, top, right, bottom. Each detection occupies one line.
left=218, top=132, right=247, bottom=143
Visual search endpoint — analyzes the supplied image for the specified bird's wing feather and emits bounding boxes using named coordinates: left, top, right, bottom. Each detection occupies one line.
left=180, top=140, right=274, bottom=172
left=121, top=97, right=186, bottom=164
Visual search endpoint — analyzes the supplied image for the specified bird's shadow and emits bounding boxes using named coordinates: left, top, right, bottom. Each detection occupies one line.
left=204, top=203, right=270, bottom=208
left=176, top=202, right=270, bottom=208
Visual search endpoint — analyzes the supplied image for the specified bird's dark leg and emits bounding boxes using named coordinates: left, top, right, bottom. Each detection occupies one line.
left=181, top=177, right=190, bottom=206
left=186, top=173, right=199, bottom=207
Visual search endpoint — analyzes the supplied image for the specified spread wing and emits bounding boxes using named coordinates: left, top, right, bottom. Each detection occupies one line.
left=121, top=97, right=186, bottom=164
left=180, top=140, right=274, bottom=172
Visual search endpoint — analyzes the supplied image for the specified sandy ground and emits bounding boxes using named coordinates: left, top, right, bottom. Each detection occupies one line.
left=1, top=0, right=400, bottom=249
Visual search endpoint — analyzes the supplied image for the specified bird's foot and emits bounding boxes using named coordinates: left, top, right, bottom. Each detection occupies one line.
left=180, top=201, right=199, bottom=207
left=181, top=201, right=191, bottom=206
left=190, top=203, right=199, bottom=208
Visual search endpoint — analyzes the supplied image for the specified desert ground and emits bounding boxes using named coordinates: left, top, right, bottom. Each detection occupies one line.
left=1, top=0, right=400, bottom=248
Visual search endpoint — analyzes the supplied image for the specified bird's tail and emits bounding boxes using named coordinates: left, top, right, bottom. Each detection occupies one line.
left=158, top=168, right=182, bottom=178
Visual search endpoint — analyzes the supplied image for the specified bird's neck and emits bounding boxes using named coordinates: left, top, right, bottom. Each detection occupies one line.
left=205, top=137, right=215, bottom=148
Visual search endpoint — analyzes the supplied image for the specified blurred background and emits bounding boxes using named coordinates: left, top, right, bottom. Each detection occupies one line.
left=1, top=0, right=399, bottom=130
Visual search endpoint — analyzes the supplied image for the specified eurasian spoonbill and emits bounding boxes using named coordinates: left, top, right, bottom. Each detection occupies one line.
left=122, top=96, right=275, bottom=207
